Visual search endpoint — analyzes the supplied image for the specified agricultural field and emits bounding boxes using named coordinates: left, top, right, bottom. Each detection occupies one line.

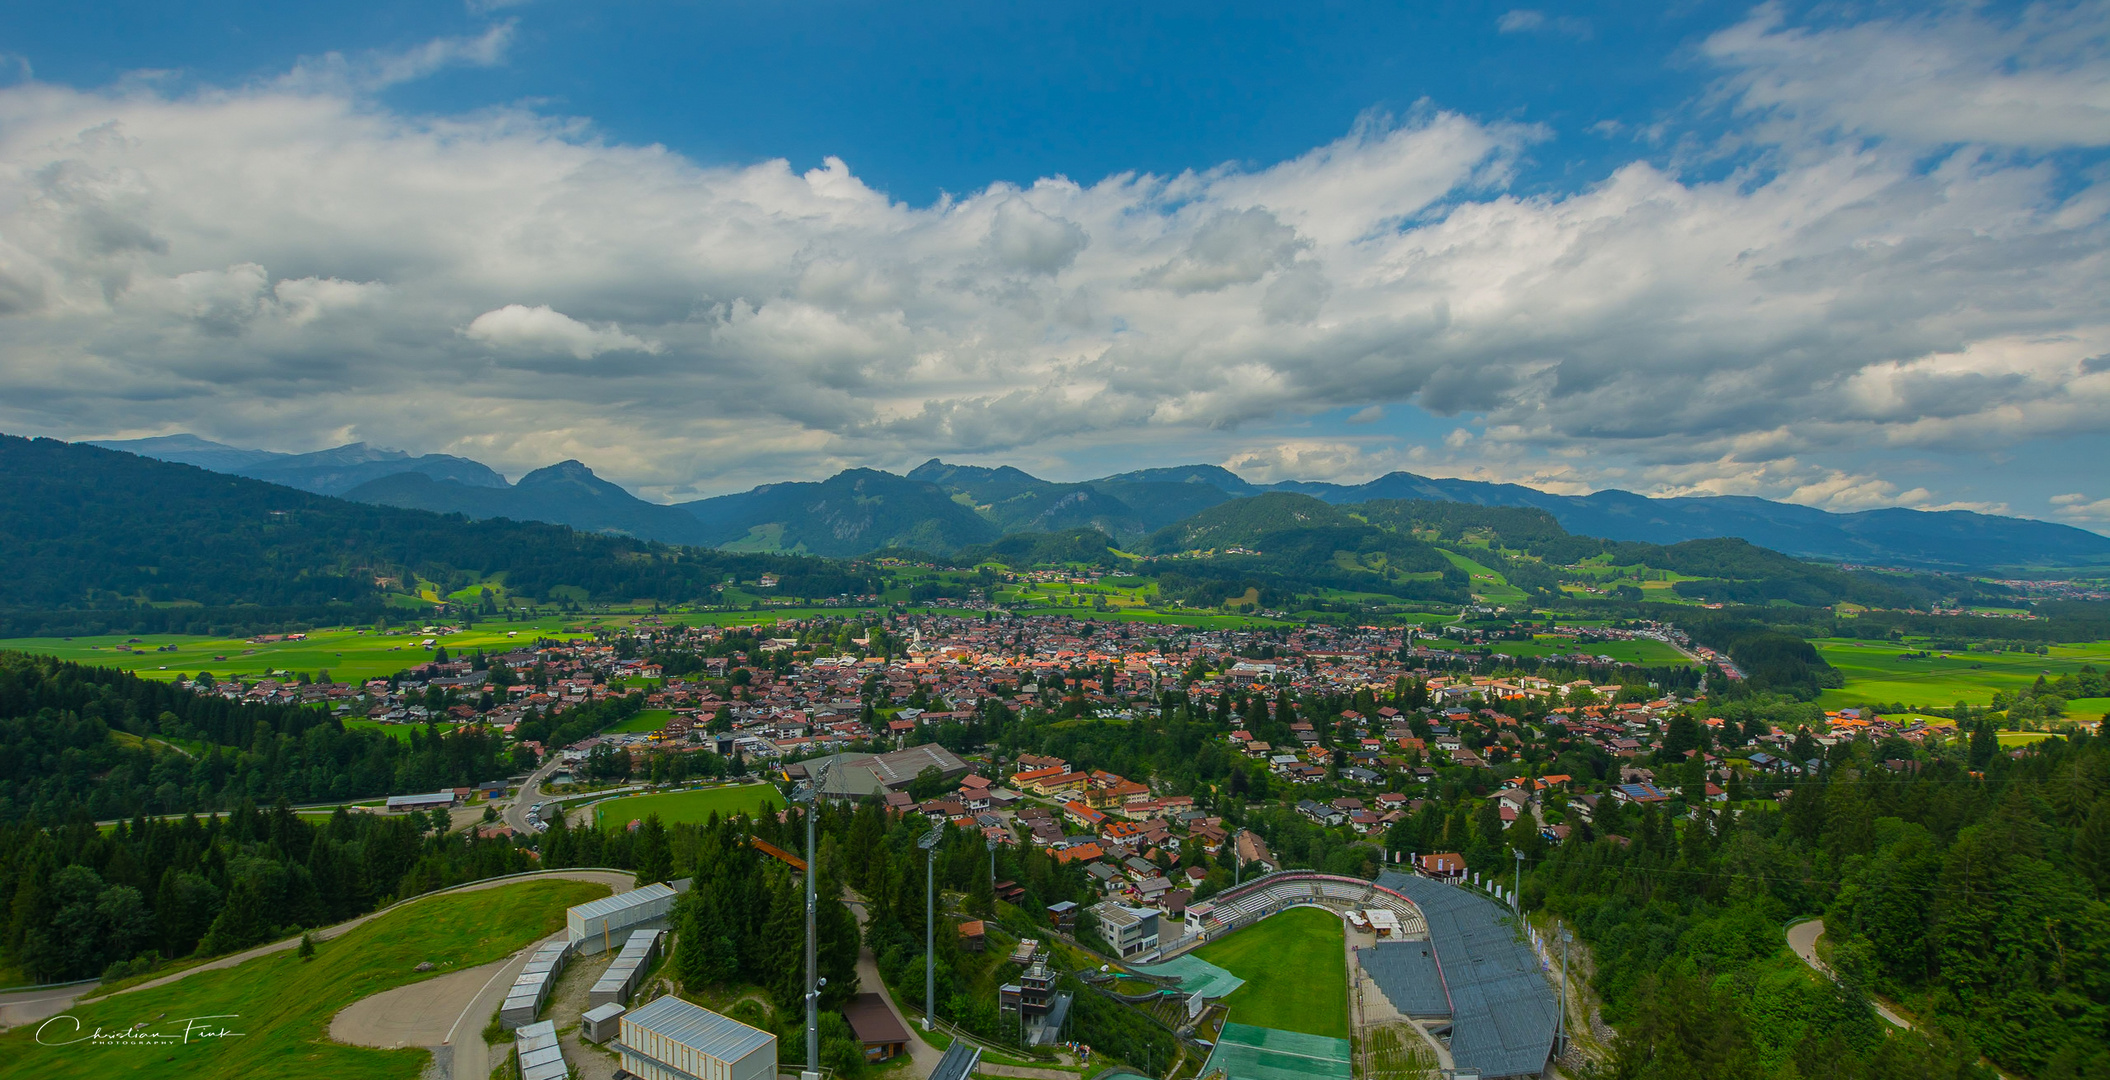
left=1813, top=638, right=2110, bottom=709
left=1436, top=550, right=1527, bottom=605
left=1421, top=635, right=1694, bottom=667
left=0, top=877, right=606, bottom=1080
left=0, top=615, right=658, bottom=684
left=1191, top=905, right=1350, bottom=1040
left=593, top=782, right=782, bottom=830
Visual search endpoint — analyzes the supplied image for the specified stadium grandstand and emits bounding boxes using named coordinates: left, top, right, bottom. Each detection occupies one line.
left=1372, top=871, right=1558, bottom=1079
left=1179, top=871, right=1427, bottom=957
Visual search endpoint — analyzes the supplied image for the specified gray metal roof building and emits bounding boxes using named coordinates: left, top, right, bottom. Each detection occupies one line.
left=1374, top=871, right=1558, bottom=1079
left=581, top=1002, right=625, bottom=1044
left=797, top=743, right=970, bottom=798
left=568, top=882, right=678, bottom=955
left=590, top=927, right=665, bottom=1007
left=500, top=940, right=573, bottom=1029
left=617, top=994, right=776, bottom=1080
left=513, top=1019, right=568, bottom=1080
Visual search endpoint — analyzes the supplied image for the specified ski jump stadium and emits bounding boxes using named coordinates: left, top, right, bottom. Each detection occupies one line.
left=1119, top=869, right=1561, bottom=1080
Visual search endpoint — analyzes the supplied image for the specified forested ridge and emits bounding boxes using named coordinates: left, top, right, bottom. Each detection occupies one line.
left=0, top=434, right=873, bottom=627
left=1513, top=732, right=2110, bottom=1080
left=0, top=802, right=533, bottom=982
left=0, top=652, right=511, bottom=821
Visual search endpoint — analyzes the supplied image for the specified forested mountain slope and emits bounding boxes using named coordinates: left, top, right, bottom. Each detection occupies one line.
left=0, top=435, right=869, bottom=621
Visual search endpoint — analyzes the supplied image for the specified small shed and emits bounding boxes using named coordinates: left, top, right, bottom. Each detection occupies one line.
left=581, top=1002, right=625, bottom=1044
left=957, top=919, right=986, bottom=953
left=842, top=993, right=911, bottom=1061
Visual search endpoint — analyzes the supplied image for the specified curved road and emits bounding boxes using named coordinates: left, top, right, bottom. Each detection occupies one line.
left=1785, top=920, right=1911, bottom=1029
left=0, top=869, right=633, bottom=1040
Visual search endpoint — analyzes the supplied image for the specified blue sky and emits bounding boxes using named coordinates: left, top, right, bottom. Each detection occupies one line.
left=7, top=1, right=1730, bottom=202
left=2, top=1, right=2109, bottom=531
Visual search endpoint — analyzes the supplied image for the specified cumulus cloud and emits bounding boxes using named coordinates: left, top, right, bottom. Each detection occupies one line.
left=0, top=4, right=2107, bottom=516
left=466, top=304, right=659, bottom=359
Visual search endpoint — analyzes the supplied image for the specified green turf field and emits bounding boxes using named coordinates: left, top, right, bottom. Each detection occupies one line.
left=0, top=877, right=607, bottom=1080
left=1192, top=906, right=1350, bottom=1040
left=606, top=709, right=677, bottom=734
left=1814, top=638, right=2110, bottom=708
left=1200, top=1021, right=1354, bottom=1080
left=593, top=782, right=782, bottom=829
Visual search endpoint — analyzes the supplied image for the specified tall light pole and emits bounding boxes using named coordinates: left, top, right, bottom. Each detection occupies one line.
left=1558, top=927, right=1573, bottom=1056
left=987, top=836, right=999, bottom=898
left=1512, top=848, right=1524, bottom=914
left=793, top=759, right=833, bottom=1080
left=918, top=825, right=944, bottom=1030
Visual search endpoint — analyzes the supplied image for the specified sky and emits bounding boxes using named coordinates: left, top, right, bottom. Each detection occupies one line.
left=3, top=1, right=2110, bottom=531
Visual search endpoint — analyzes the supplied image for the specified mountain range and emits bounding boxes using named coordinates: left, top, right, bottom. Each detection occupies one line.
left=97, top=435, right=2110, bottom=569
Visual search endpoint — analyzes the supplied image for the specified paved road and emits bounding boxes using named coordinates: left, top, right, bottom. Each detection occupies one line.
left=843, top=897, right=948, bottom=1079
left=1785, top=920, right=1912, bottom=1030
left=504, top=755, right=568, bottom=834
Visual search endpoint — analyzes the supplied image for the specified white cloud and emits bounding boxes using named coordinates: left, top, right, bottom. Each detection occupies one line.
left=1498, top=10, right=1592, bottom=39
left=0, top=4, right=2107, bottom=513
left=279, top=22, right=517, bottom=94
left=2052, top=492, right=2110, bottom=522
left=466, top=304, right=659, bottom=359
left=1705, top=2, right=2110, bottom=148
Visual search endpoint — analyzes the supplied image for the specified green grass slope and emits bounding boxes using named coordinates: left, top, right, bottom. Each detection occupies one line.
left=0, top=877, right=608, bottom=1080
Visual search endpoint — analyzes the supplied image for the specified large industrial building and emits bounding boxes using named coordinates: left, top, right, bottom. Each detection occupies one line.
left=616, top=994, right=776, bottom=1080
left=791, top=743, right=970, bottom=798
left=568, top=881, right=680, bottom=955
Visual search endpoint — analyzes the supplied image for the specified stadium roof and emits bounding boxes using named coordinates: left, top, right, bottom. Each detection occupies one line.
left=1375, top=871, right=1558, bottom=1079
left=1357, top=941, right=1452, bottom=1018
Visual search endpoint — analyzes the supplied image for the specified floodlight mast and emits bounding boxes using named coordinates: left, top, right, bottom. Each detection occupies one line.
left=918, top=826, right=944, bottom=1030
left=795, top=759, right=833, bottom=1080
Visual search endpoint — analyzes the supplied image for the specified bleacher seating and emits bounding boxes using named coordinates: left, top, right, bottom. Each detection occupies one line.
left=1190, top=871, right=1429, bottom=946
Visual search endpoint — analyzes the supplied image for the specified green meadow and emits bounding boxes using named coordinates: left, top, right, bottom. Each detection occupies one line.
left=0, top=615, right=654, bottom=683
left=592, top=782, right=783, bottom=830
left=1814, top=638, right=2110, bottom=709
